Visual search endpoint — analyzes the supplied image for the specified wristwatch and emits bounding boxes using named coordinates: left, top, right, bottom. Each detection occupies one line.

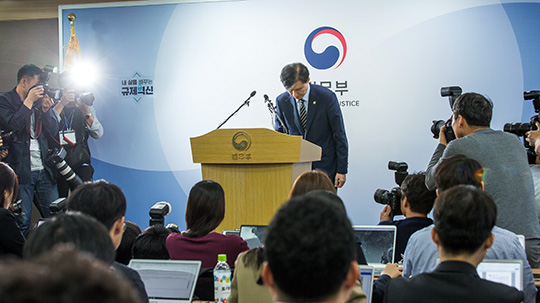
left=85, top=113, right=92, bottom=119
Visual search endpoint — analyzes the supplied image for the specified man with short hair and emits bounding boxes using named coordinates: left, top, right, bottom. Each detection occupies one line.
left=275, top=63, right=348, bottom=188
left=132, top=225, right=171, bottom=260
left=0, top=64, right=62, bottom=234
left=261, top=195, right=360, bottom=303
left=425, top=92, right=540, bottom=267
left=404, top=155, right=536, bottom=303
left=385, top=186, right=523, bottom=303
left=379, top=172, right=436, bottom=262
left=66, top=180, right=148, bottom=303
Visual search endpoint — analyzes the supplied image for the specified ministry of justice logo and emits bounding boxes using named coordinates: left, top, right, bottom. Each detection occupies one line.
left=304, top=26, right=347, bottom=70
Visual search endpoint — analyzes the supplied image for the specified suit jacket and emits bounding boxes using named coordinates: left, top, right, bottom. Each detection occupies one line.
left=0, top=88, right=59, bottom=184
left=384, top=261, right=523, bottom=303
left=275, top=84, right=348, bottom=180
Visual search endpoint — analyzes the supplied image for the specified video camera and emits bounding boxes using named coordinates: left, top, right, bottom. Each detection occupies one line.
left=431, top=86, right=462, bottom=143
left=46, top=147, right=83, bottom=190
left=503, top=91, right=540, bottom=162
left=149, top=201, right=172, bottom=226
left=373, top=161, right=409, bottom=217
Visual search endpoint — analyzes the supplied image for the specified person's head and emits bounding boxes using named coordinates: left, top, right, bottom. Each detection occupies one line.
left=66, top=180, right=127, bottom=248
left=452, top=92, right=492, bottom=137
left=280, top=63, right=310, bottom=100
left=400, top=173, right=436, bottom=216
left=184, top=180, right=225, bottom=237
left=304, top=189, right=346, bottom=211
left=16, top=64, right=42, bottom=94
left=115, top=221, right=142, bottom=265
left=23, top=211, right=116, bottom=265
left=0, top=162, right=18, bottom=210
left=434, top=154, right=484, bottom=192
left=432, top=185, right=496, bottom=258
left=132, top=224, right=172, bottom=260
left=0, top=246, right=141, bottom=303
left=262, top=195, right=358, bottom=303
left=289, top=170, right=336, bottom=198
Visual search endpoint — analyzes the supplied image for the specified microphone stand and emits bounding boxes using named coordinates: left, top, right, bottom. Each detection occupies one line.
left=264, top=95, right=289, bottom=135
left=217, top=92, right=256, bottom=129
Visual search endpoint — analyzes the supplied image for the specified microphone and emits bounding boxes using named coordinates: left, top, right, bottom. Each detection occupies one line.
left=246, top=91, right=256, bottom=107
left=264, top=94, right=270, bottom=102
left=251, top=91, right=256, bottom=97
left=264, top=94, right=289, bottom=135
left=216, top=90, right=257, bottom=129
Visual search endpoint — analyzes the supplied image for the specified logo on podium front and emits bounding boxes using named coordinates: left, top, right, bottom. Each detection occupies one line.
left=232, top=132, right=251, bottom=151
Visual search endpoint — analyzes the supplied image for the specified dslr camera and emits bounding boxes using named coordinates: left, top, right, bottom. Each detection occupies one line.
left=503, top=91, right=540, bottom=162
left=431, top=86, right=462, bottom=143
left=46, top=147, right=83, bottom=190
left=373, top=161, right=409, bottom=217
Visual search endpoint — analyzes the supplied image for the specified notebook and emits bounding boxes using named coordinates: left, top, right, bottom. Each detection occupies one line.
left=352, top=225, right=397, bottom=275
left=477, top=259, right=523, bottom=291
left=359, top=265, right=375, bottom=303
left=239, top=225, right=268, bottom=249
left=128, top=259, right=201, bottom=303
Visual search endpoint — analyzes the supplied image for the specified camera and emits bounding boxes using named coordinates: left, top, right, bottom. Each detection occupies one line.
left=503, top=91, right=540, bottom=162
left=0, top=130, right=16, bottom=151
left=373, top=161, right=409, bottom=217
left=46, top=147, right=82, bottom=190
left=149, top=201, right=172, bottom=226
left=50, top=198, right=67, bottom=215
left=431, top=86, right=462, bottom=143
left=11, top=199, right=23, bottom=216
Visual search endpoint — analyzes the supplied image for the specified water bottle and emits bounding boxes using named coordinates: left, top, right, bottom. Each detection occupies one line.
left=214, top=254, right=231, bottom=303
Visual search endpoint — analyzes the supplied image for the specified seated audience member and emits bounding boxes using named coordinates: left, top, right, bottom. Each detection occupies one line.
left=0, top=162, right=25, bottom=257
left=0, top=246, right=140, bottom=303
left=166, top=180, right=248, bottom=268
left=133, top=224, right=171, bottom=260
left=116, top=221, right=142, bottom=265
left=66, top=180, right=149, bottom=303
left=23, top=211, right=115, bottom=264
left=385, top=186, right=523, bottom=303
left=402, top=155, right=536, bottom=303
left=379, top=172, right=436, bottom=262
left=261, top=193, right=361, bottom=303
left=289, top=170, right=336, bottom=197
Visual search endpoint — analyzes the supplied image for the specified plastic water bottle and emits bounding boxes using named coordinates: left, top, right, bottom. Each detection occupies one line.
left=214, top=254, right=231, bottom=303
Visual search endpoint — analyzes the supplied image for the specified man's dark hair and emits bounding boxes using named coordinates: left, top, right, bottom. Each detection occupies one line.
left=67, top=180, right=127, bottom=230
left=401, top=172, right=436, bottom=215
left=264, top=195, right=355, bottom=302
left=116, top=221, right=142, bottom=265
left=0, top=246, right=141, bottom=303
left=434, top=154, right=484, bottom=191
left=452, top=92, right=493, bottom=127
left=17, top=64, right=42, bottom=84
left=280, top=63, right=310, bottom=91
left=184, top=180, right=225, bottom=238
left=433, top=185, right=496, bottom=255
left=132, top=225, right=172, bottom=260
left=23, top=211, right=116, bottom=264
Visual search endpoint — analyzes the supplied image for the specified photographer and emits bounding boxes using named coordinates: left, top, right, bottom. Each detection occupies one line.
left=53, top=70, right=103, bottom=197
left=425, top=92, right=540, bottom=268
left=0, top=64, right=61, bottom=235
left=378, top=172, right=436, bottom=263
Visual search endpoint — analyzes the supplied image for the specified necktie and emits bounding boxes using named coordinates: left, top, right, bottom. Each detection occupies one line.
left=299, top=99, right=307, bottom=131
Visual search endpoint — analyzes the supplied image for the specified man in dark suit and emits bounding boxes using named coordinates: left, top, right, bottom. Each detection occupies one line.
left=384, top=185, right=523, bottom=303
left=275, top=63, right=348, bottom=188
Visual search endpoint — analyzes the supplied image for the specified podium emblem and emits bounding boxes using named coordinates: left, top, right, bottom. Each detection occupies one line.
left=232, top=132, right=251, bottom=151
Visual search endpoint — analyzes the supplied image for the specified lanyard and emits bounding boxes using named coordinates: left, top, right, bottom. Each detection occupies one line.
left=62, top=110, right=75, bottom=130
left=30, top=110, right=42, bottom=139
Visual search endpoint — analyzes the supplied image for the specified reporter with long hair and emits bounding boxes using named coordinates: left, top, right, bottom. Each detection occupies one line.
left=0, top=162, right=25, bottom=257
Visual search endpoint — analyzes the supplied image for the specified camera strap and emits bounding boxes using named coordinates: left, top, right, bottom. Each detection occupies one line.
left=30, top=110, right=42, bottom=140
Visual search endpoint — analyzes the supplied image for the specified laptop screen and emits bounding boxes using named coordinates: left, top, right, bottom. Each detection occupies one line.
left=477, top=259, right=523, bottom=291
left=352, top=225, right=396, bottom=265
left=359, top=265, right=374, bottom=303
left=239, top=225, right=268, bottom=249
left=128, top=259, right=201, bottom=303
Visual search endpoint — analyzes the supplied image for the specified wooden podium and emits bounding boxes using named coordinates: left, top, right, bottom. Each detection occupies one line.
left=190, top=128, right=321, bottom=231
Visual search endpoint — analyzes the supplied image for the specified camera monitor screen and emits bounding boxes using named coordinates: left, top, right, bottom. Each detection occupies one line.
left=128, top=259, right=201, bottom=303
left=239, top=225, right=268, bottom=249
left=352, top=225, right=396, bottom=274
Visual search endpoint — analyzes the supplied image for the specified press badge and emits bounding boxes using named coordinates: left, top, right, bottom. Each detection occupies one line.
left=61, top=130, right=77, bottom=146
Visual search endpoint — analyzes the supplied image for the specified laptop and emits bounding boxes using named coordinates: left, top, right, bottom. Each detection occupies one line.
left=477, top=259, right=523, bottom=291
left=128, top=259, right=201, bottom=303
left=352, top=225, right=397, bottom=275
left=359, top=265, right=375, bottom=303
left=239, top=225, right=268, bottom=249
